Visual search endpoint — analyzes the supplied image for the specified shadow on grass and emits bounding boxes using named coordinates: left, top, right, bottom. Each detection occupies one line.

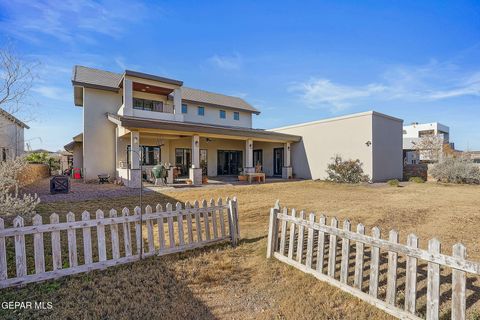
left=0, top=254, right=218, bottom=320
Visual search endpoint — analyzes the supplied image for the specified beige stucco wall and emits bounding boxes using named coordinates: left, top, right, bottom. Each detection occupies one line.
left=181, top=103, right=252, bottom=128
left=83, top=87, right=122, bottom=180
left=0, top=115, right=25, bottom=159
left=372, top=115, right=403, bottom=181
left=251, top=141, right=284, bottom=176
left=115, top=134, right=283, bottom=177
left=72, top=142, right=83, bottom=168
left=273, top=111, right=403, bottom=182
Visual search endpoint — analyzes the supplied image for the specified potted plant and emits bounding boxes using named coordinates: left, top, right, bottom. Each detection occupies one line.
left=202, top=176, right=208, bottom=184
left=238, top=170, right=248, bottom=181
left=186, top=179, right=193, bottom=185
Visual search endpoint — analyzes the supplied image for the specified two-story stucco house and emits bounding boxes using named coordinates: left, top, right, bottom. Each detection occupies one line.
left=68, top=65, right=403, bottom=187
left=68, top=66, right=301, bottom=187
left=0, top=108, right=29, bottom=161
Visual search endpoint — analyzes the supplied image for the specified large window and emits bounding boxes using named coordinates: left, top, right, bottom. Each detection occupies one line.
left=127, top=145, right=161, bottom=166
left=233, top=111, right=240, bottom=121
left=219, top=110, right=226, bottom=119
left=133, top=98, right=164, bottom=112
left=198, top=106, right=205, bottom=116
left=182, top=104, right=188, bottom=114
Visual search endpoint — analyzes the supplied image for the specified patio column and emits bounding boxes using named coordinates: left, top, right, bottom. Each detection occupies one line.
left=129, top=131, right=141, bottom=188
left=189, top=135, right=202, bottom=185
left=282, top=142, right=292, bottom=179
left=123, top=78, right=133, bottom=116
left=245, top=139, right=254, bottom=173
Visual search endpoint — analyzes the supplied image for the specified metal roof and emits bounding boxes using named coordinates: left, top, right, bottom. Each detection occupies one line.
left=72, top=65, right=259, bottom=114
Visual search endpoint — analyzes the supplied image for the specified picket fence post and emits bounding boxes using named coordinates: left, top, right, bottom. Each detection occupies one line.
left=266, top=200, right=280, bottom=258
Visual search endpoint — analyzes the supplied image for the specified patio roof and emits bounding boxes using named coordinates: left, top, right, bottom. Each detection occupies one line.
left=107, top=113, right=301, bottom=142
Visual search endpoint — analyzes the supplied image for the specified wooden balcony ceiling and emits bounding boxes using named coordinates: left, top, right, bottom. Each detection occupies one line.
left=133, top=82, right=174, bottom=96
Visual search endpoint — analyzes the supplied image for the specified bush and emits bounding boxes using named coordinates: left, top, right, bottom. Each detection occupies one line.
left=25, top=152, right=60, bottom=173
left=0, top=158, right=40, bottom=217
left=409, top=176, right=425, bottom=183
left=430, top=156, right=480, bottom=184
left=326, top=155, right=369, bottom=183
left=387, top=179, right=399, bottom=187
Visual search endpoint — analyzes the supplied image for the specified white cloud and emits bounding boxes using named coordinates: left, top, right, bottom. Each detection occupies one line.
left=208, top=53, right=242, bottom=70
left=290, top=61, right=480, bottom=112
left=0, top=0, right=155, bottom=44
left=33, top=86, right=71, bottom=101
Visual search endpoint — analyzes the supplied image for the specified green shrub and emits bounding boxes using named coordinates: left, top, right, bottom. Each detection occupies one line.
left=387, top=179, right=400, bottom=187
left=326, top=155, right=369, bottom=183
left=408, top=176, right=425, bottom=183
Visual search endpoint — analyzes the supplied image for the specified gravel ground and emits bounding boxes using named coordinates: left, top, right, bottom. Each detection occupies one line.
left=22, top=178, right=148, bottom=203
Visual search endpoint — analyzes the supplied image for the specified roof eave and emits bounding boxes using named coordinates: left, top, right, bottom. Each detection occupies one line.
left=108, top=113, right=300, bottom=142
left=71, top=80, right=119, bottom=92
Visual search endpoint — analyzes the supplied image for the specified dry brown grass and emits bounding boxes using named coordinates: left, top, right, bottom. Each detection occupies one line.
left=1, top=180, right=480, bottom=319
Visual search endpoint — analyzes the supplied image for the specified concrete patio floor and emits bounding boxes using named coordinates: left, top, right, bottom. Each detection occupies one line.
left=22, top=176, right=301, bottom=203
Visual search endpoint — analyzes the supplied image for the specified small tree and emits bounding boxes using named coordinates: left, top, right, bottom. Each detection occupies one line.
left=0, top=157, right=40, bottom=217
left=326, top=155, right=369, bottom=183
left=411, top=135, right=444, bottom=163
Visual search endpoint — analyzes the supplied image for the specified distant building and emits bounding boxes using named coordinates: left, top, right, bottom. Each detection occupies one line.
left=402, top=122, right=452, bottom=164
left=0, top=108, right=29, bottom=161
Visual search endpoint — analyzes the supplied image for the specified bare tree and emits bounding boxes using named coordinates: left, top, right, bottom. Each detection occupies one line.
left=411, top=135, right=444, bottom=163
left=0, top=42, right=37, bottom=120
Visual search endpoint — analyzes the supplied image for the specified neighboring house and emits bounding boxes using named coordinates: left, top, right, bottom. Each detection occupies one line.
left=0, top=108, right=29, bottom=161
left=402, top=122, right=453, bottom=164
left=68, top=65, right=403, bottom=187
left=64, top=133, right=83, bottom=169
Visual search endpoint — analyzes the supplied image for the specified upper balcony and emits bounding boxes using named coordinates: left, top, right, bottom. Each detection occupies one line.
left=117, top=72, right=184, bottom=122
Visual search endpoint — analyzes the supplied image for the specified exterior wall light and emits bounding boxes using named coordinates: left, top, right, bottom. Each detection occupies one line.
left=365, top=141, right=372, bottom=147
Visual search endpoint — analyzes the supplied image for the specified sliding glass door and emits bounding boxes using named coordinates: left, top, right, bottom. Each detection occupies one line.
left=217, top=150, right=243, bottom=175
left=175, top=148, right=208, bottom=177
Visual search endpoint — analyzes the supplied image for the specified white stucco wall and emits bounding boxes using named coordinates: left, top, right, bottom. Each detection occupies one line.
left=273, top=111, right=403, bottom=182
left=83, top=88, right=122, bottom=180
left=0, top=115, right=25, bottom=159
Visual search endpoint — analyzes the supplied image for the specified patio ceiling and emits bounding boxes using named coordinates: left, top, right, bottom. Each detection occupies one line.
left=107, top=113, right=301, bottom=143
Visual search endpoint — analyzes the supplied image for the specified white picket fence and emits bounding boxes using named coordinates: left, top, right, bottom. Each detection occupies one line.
left=266, top=201, right=480, bottom=320
left=0, top=197, right=239, bottom=289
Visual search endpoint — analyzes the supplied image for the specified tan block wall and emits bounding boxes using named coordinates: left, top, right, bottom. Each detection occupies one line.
left=18, top=163, right=50, bottom=186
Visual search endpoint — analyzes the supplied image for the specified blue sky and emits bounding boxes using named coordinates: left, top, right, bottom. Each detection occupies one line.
left=0, top=0, right=479, bottom=151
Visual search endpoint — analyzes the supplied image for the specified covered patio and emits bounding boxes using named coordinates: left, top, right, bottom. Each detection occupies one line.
left=107, top=114, right=301, bottom=188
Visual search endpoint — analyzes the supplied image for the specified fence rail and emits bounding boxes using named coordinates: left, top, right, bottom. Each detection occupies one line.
left=0, top=197, right=239, bottom=289
left=266, top=201, right=480, bottom=320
